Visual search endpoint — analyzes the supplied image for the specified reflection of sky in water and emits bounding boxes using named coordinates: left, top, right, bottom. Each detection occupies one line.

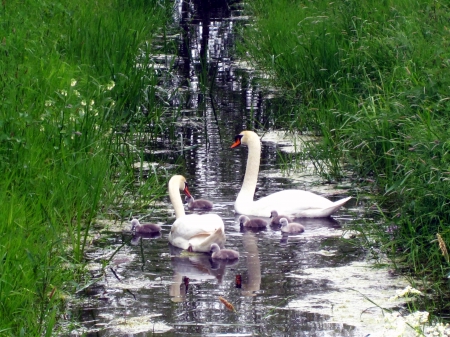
left=75, top=209, right=409, bottom=336
left=66, top=0, right=412, bottom=335
left=75, top=157, right=407, bottom=337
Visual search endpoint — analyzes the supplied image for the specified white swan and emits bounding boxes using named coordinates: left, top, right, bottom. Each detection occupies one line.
left=231, top=130, right=351, bottom=218
left=168, top=175, right=226, bottom=252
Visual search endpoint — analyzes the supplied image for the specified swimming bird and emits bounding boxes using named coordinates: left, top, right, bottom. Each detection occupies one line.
left=280, top=217, right=305, bottom=234
left=270, top=210, right=292, bottom=226
left=131, top=219, right=161, bottom=234
left=210, top=243, right=240, bottom=260
left=238, top=215, right=267, bottom=228
left=185, top=195, right=213, bottom=211
left=230, top=130, right=351, bottom=217
left=168, top=175, right=226, bottom=252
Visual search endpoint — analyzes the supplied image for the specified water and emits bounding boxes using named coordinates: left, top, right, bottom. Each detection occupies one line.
left=65, top=0, right=411, bottom=335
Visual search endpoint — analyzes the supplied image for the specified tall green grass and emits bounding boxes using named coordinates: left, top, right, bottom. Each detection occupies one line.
left=0, top=0, right=170, bottom=334
left=241, top=0, right=450, bottom=313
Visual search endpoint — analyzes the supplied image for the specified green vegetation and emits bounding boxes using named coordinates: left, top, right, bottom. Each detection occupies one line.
left=240, top=0, right=450, bottom=314
left=0, top=0, right=171, bottom=334
left=3, top=0, right=450, bottom=331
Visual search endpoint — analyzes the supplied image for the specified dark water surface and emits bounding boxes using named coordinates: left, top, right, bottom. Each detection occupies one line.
left=66, top=0, right=410, bottom=336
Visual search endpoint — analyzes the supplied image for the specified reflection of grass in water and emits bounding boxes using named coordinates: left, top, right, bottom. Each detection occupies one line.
left=0, top=0, right=171, bottom=334
left=263, top=295, right=295, bottom=319
left=240, top=0, right=450, bottom=316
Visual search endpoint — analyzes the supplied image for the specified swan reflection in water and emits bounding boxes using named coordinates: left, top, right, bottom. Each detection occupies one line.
left=168, top=216, right=342, bottom=300
left=168, top=244, right=237, bottom=302
left=240, top=231, right=261, bottom=297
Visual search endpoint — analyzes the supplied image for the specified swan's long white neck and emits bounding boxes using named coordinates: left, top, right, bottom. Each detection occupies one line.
left=168, top=176, right=186, bottom=219
left=237, top=133, right=261, bottom=204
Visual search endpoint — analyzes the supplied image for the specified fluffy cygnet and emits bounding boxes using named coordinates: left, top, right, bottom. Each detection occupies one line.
left=270, top=210, right=292, bottom=226
left=131, top=219, right=161, bottom=234
left=185, top=195, right=213, bottom=211
left=279, top=217, right=305, bottom=234
left=238, top=215, right=267, bottom=228
left=210, top=243, right=240, bottom=260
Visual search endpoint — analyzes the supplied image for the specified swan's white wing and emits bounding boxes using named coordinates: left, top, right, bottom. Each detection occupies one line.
left=170, top=214, right=224, bottom=236
left=237, top=190, right=350, bottom=218
left=247, top=190, right=332, bottom=216
left=188, top=227, right=226, bottom=252
left=168, top=214, right=225, bottom=250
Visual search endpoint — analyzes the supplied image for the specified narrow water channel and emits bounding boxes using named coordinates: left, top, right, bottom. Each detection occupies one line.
left=67, top=1, right=412, bottom=336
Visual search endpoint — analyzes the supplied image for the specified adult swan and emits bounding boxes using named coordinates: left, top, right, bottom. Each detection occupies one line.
left=230, top=131, right=351, bottom=218
left=168, top=175, right=226, bottom=252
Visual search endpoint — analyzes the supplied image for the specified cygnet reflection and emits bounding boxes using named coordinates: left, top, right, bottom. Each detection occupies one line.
left=130, top=232, right=161, bottom=246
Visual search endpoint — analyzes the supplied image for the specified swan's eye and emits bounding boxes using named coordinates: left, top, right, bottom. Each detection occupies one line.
left=231, top=134, right=243, bottom=148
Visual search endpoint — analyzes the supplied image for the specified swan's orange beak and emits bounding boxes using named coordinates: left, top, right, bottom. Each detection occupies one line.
left=183, top=184, right=192, bottom=198
left=230, top=135, right=242, bottom=148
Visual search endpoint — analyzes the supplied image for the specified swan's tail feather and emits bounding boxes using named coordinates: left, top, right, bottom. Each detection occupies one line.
left=332, top=196, right=352, bottom=208
left=320, top=196, right=352, bottom=217
left=297, top=196, right=351, bottom=218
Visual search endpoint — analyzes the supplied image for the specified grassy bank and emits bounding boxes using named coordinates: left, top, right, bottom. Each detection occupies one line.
left=0, top=0, right=170, bottom=334
left=241, top=0, right=450, bottom=314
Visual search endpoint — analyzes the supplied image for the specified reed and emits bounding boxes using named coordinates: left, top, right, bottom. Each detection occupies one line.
left=0, top=0, right=170, bottom=334
left=437, top=234, right=449, bottom=264
left=241, top=0, right=450, bottom=314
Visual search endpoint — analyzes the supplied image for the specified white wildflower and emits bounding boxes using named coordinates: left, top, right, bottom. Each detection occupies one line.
left=383, top=312, right=408, bottom=336
left=405, top=311, right=429, bottom=328
left=79, top=109, right=85, bottom=117
left=73, top=90, right=81, bottom=97
left=60, top=89, right=67, bottom=96
left=45, top=100, right=53, bottom=107
left=40, top=126, right=45, bottom=132
left=81, top=100, right=87, bottom=106
left=89, top=100, right=94, bottom=106
left=389, top=286, right=423, bottom=301
left=383, top=310, right=450, bottom=337
left=70, top=79, right=77, bottom=87
left=106, top=81, right=115, bottom=90
left=407, top=287, right=423, bottom=296
left=423, top=321, right=450, bottom=336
